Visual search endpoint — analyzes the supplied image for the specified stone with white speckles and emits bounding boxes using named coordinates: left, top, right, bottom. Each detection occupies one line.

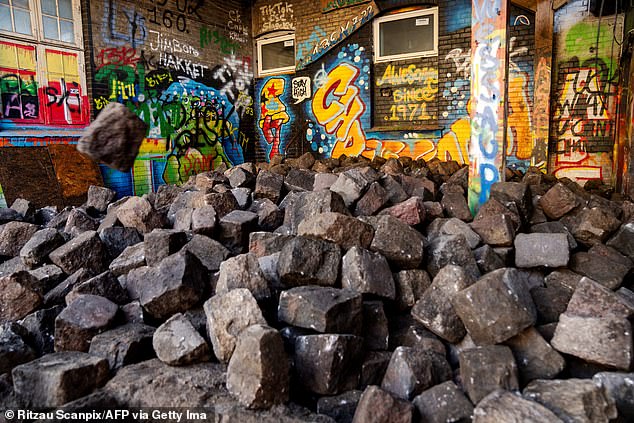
left=451, top=268, right=536, bottom=345
left=294, top=334, right=363, bottom=395
left=381, top=346, right=452, bottom=401
left=153, top=313, right=209, bottom=366
left=278, top=286, right=362, bottom=334
left=413, top=381, right=474, bottom=423
left=514, top=233, right=569, bottom=268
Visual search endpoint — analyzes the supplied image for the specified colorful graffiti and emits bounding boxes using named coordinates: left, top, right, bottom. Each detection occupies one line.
left=552, top=59, right=617, bottom=182
left=258, top=77, right=291, bottom=160
left=303, top=44, right=442, bottom=162
left=442, top=34, right=533, bottom=172
left=467, top=0, right=508, bottom=214
left=550, top=19, right=622, bottom=183
left=296, top=5, right=373, bottom=69
left=1, top=73, right=39, bottom=121
left=0, top=41, right=88, bottom=127
left=376, top=64, right=438, bottom=123
left=94, top=54, right=248, bottom=192
left=94, top=0, right=252, bottom=196
left=161, top=78, right=243, bottom=184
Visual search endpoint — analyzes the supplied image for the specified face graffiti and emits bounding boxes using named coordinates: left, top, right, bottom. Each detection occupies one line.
left=93, top=0, right=253, bottom=196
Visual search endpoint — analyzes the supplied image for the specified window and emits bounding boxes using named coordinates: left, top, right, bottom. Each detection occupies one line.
left=41, top=0, right=74, bottom=43
left=374, top=8, right=438, bottom=62
left=0, top=0, right=87, bottom=126
left=0, top=0, right=34, bottom=36
left=257, top=33, right=295, bottom=76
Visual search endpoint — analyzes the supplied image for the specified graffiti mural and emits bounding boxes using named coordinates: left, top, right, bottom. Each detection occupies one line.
left=442, top=34, right=533, bottom=172
left=162, top=78, right=243, bottom=184
left=467, top=0, right=509, bottom=214
left=257, top=77, right=291, bottom=160
left=552, top=60, right=617, bottom=182
left=93, top=0, right=252, bottom=196
left=304, top=43, right=443, bottom=162
left=550, top=19, right=622, bottom=183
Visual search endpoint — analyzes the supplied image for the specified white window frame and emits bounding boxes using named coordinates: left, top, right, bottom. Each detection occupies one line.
left=256, top=33, right=295, bottom=77
left=373, top=8, right=439, bottom=63
left=0, top=0, right=39, bottom=41
left=0, top=0, right=83, bottom=48
left=37, top=0, right=83, bottom=47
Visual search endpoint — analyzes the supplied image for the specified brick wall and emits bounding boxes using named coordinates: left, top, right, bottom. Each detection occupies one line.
left=437, top=0, right=472, bottom=165
left=1, top=0, right=627, bottom=207
left=251, top=0, right=538, bottom=169
left=549, top=0, right=625, bottom=184
left=88, top=0, right=255, bottom=197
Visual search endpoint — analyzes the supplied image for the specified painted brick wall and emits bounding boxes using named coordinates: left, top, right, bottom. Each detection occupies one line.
left=2, top=0, right=627, bottom=208
left=549, top=0, right=625, bottom=184
left=252, top=0, right=538, bottom=171
left=292, top=0, right=377, bottom=70
left=88, top=0, right=255, bottom=197
left=437, top=0, right=473, bottom=165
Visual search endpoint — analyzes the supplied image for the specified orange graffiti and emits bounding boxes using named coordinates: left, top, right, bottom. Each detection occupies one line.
left=312, top=62, right=373, bottom=158
left=436, top=119, right=470, bottom=164
left=507, top=72, right=533, bottom=160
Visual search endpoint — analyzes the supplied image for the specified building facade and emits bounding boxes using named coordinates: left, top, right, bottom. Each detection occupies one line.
left=0, top=0, right=628, bottom=206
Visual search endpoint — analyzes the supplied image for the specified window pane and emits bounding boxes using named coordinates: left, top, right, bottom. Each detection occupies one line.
left=59, top=0, right=72, bottom=19
left=261, top=39, right=294, bottom=71
left=0, top=5, right=12, bottom=31
left=60, top=19, right=73, bottom=42
left=42, top=0, right=57, bottom=16
left=0, top=0, right=10, bottom=5
left=43, top=15, right=59, bottom=39
left=13, top=0, right=30, bottom=9
left=380, top=14, right=435, bottom=57
left=13, top=9, right=32, bottom=35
